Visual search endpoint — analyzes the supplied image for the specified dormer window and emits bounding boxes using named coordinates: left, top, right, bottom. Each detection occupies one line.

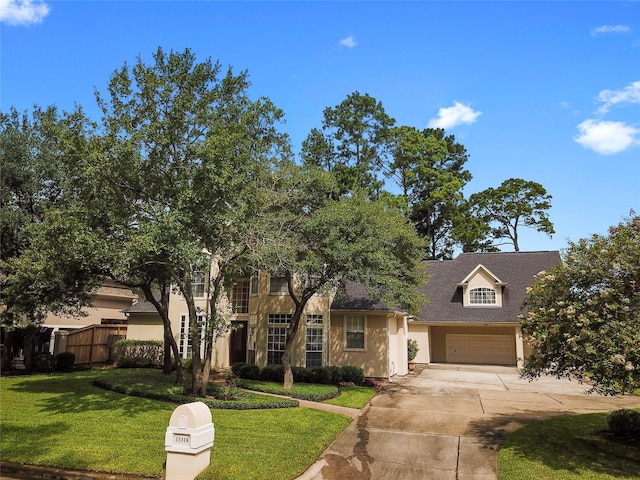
left=469, top=287, right=496, bottom=305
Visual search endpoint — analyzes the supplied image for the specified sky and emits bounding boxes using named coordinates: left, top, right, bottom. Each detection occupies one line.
left=1, top=0, right=639, bottom=254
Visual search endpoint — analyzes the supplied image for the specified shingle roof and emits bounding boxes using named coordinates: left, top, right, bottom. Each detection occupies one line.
left=121, top=292, right=162, bottom=314
left=331, top=282, right=391, bottom=311
left=416, top=251, right=561, bottom=324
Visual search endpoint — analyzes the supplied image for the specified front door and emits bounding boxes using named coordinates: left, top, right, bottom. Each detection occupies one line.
left=229, top=321, right=248, bottom=365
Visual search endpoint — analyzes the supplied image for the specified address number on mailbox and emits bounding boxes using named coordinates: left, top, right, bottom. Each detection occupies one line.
left=173, top=433, right=190, bottom=445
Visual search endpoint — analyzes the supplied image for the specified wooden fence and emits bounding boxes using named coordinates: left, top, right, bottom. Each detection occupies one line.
left=66, top=325, right=127, bottom=365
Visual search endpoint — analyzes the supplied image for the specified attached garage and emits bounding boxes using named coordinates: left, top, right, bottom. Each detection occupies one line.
left=445, top=333, right=515, bottom=365
left=429, top=325, right=518, bottom=366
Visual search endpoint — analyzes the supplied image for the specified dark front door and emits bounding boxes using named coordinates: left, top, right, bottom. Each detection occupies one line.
left=229, top=321, right=248, bottom=365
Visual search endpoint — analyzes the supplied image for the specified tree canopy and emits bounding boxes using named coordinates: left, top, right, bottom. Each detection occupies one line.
left=520, top=212, right=640, bottom=395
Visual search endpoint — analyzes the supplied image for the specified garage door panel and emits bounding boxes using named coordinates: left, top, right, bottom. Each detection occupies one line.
left=446, top=334, right=515, bottom=365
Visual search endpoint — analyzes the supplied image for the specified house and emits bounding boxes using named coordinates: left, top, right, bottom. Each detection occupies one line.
left=124, top=270, right=407, bottom=378
left=123, top=251, right=560, bottom=378
left=407, top=251, right=561, bottom=368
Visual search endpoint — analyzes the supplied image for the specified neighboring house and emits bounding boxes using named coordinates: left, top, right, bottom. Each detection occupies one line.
left=39, top=278, right=137, bottom=354
left=123, top=251, right=560, bottom=378
left=407, top=251, right=561, bottom=368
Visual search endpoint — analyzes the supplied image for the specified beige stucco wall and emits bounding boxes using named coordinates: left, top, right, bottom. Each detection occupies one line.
left=430, top=325, right=517, bottom=362
left=329, top=312, right=389, bottom=378
left=463, top=268, right=503, bottom=307
left=387, top=314, right=408, bottom=377
left=407, top=322, right=430, bottom=364
left=126, top=313, right=164, bottom=341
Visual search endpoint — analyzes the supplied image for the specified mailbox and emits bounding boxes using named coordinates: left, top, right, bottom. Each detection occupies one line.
left=165, top=402, right=214, bottom=480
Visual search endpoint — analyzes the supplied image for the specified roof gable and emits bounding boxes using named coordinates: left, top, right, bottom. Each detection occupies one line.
left=458, top=264, right=506, bottom=286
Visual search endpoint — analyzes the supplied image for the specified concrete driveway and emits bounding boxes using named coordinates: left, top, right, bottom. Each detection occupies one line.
left=298, top=364, right=640, bottom=480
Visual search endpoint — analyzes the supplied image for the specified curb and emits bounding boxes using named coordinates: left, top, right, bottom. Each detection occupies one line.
left=0, top=462, right=157, bottom=480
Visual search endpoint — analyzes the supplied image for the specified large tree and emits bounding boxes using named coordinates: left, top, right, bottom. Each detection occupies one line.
left=301, top=91, right=395, bottom=197
left=262, top=165, right=425, bottom=389
left=94, top=47, right=288, bottom=395
left=468, top=178, right=554, bottom=251
left=0, top=106, right=101, bottom=371
left=520, top=212, right=640, bottom=395
left=388, top=127, right=472, bottom=259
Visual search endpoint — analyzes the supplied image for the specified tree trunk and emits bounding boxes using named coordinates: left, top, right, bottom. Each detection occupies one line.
left=281, top=288, right=314, bottom=390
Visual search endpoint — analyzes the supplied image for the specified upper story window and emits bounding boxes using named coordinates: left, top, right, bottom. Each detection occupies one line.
left=250, top=274, right=259, bottom=296
left=469, top=287, right=496, bottom=305
left=192, top=271, right=206, bottom=298
left=269, top=271, right=289, bottom=294
left=231, top=278, right=250, bottom=314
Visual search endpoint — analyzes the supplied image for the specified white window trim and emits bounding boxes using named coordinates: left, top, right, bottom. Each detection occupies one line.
left=268, top=272, right=289, bottom=295
left=305, top=314, right=324, bottom=368
left=468, top=287, right=497, bottom=306
left=344, top=315, right=367, bottom=352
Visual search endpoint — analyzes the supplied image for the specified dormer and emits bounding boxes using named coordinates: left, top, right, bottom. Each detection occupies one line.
left=457, top=264, right=507, bottom=307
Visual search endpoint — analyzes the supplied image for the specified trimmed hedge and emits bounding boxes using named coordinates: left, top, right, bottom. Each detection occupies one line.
left=239, top=379, right=339, bottom=402
left=232, top=363, right=365, bottom=386
left=114, top=339, right=163, bottom=368
left=608, top=409, right=640, bottom=441
left=92, top=375, right=299, bottom=410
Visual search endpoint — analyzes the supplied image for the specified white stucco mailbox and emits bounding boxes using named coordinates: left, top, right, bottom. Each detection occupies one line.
left=165, top=402, right=214, bottom=480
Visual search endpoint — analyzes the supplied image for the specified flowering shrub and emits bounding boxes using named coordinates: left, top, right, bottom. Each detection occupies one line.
left=520, top=212, right=640, bottom=395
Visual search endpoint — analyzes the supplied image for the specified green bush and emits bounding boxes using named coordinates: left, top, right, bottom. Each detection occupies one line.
left=56, top=352, right=76, bottom=370
left=407, top=338, right=419, bottom=362
left=340, top=365, right=365, bottom=385
left=327, top=366, right=343, bottom=384
left=311, top=366, right=333, bottom=385
left=608, top=409, right=640, bottom=440
left=231, top=362, right=246, bottom=375
left=238, top=363, right=261, bottom=380
left=115, top=340, right=163, bottom=368
left=33, top=353, right=56, bottom=372
left=260, top=365, right=284, bottom=382
left=292, top=366, right=312, bottom=383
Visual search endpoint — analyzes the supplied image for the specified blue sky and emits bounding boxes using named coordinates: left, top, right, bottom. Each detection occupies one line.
left=2, top=0, right=638, bottom=253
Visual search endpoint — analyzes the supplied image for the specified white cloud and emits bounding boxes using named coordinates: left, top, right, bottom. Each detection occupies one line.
left=574, top=119, right=639, bottom=155
left=0, top=0, right=49, bottom=25
left=339, top=36, right=357, bottom=48
left=597, top=80, right=640, bottom=114
left=427, top=101, right=481, bottom=129
left=590, top=25, right=630, bottom=37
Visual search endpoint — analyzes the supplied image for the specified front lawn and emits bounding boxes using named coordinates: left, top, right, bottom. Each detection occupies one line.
left=324, top=385, right=376, bottom=409
left=0, top=370, right=352, bottom=480
left=498, top=412, right=640, bottom=480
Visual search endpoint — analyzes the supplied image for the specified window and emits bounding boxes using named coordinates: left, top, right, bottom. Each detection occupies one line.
left=269, top=271, right=288, bottom=294
left=250, top=274, right=259, bottom=296
left=469, top=287, right=496, bottom=305
left=231, top=278, right=250, bottom=314
left=192, top=271, right=206, bottom=298
left=345, top=315, right=365, bottom=350
left=305, top=314, right=324, bottom=368
left=179, top=314, right=204, bottom=357
left=267, top=314, right=291, bottom=366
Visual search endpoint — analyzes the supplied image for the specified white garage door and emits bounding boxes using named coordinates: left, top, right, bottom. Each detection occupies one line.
left=446, top=334, right=515, bottom=365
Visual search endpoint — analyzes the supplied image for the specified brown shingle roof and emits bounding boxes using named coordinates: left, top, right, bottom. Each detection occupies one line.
left=416, top=251, right=561, bottom=324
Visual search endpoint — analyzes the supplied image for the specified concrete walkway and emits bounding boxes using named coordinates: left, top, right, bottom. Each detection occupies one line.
left=297, top=364, right=640, bottom=480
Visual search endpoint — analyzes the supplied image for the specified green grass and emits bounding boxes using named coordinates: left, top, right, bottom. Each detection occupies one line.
left=0, top=370, right=352, bottom=480
left=498, top=412, right=640, bottom=480
left=324, top=386, right=376, bottom=409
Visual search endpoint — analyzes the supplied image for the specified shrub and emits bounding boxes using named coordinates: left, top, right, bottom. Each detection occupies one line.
left=340, top=366, right=365, bottom=385
left=238, top=364, right=261, bottom=380
left=327, top=366, right=343, bottom=385
left=33, top=353, right=56, bottom=372
left=231, top=362, right=246, bottom=376
left=260, top=365, right=284, bottom=382
left=292, top=366, right=311, bottom=383
left=311, top=366, right=333, bottom=385
left=114, top=340, right=163, bottom=368
left=608, top=409, right=640, bottom=440
left=407, top=339, right=419, bottom=362
left=56, top=352, right=76, bottom=370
